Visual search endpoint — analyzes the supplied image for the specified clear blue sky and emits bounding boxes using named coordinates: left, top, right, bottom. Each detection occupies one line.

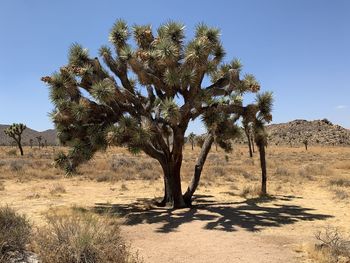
left=0, top=0, right=349, bottom=132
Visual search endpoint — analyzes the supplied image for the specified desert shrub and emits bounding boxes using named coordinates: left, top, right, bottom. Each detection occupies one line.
left=0, top=161, right=6, bottom=168
left=298, top=163, right=333, bottom=181
left=305, top=163, right=333, bottom=176
left=333, top=189, right=349, bottom=200
left=49, top=184, right=66, bottom=195
left=34, top=212, right=141, bottom=263
left=110, top=157, right=136, bottom=172
left=241, top=171, right=257, bottom=181
left=275, top=167, right=292, bottom=177
left=0, top=206, right=31, bottom=261
left=96, top=173, right=113, bottom=182
left=138, top=170, right=159, bottom=181
left=329, top=178, right=350, bottom=187
left=335, top=162, right=350, bottom=170
left=135, top=160, right=155, bottom=172
left=6, top=149, right=17, bottom=156
left=312, top=226, right=350, bottom=263
left=243, top=159, right=255, bottom=166
left=121, top=183, right=129, bottom=191
left=109, top=156, right=159, bottom=181
left=209, top=166, right=226, bottom=177
left=26, top=152, right=34, bottom=158
left=9, top=160, right=26, bottom=172
left=240, top=185, right=261, bottom=198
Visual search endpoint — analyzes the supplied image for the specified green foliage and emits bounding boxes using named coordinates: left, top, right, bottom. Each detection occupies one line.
left=256, top=91, right=273, bottom=122
left=160, top=98, right=180, bottom=125
left=109, top=19, right=130, bottom=48
left=68, top=43, right=90, bottom=67
left=91, top=79, right=116, bottom=104
left=4, top=123, right=26, bottom=140
left=153, top=38, right=179, bottom=64
left=158, top=21, right=185, bottom=44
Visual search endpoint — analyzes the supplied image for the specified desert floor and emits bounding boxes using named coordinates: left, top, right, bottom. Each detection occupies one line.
left=0, top=145, right=349, bottom=262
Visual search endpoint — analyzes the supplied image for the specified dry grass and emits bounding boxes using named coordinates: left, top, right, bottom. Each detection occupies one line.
left=34, top=210, right=141, bottom=263
left=49, top=183, right=66, bottom=195
left=0, top=145, right=349, bottom=201
left=0, top=206, right=31, bottom=262
left=307, top=226, right=350, bottom=263
left=1, top=145, right=350, bottom=262
left=239, top=184, right=261, bottom=198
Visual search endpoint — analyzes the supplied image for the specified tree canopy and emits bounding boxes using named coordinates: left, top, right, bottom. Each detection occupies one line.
left=42, top=20, right=273, bottom=208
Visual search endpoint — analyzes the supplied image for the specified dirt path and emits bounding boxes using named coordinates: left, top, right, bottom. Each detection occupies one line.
left=122, top=208, right=302, bottom=263
left=118, top=185, right=349, bottom=263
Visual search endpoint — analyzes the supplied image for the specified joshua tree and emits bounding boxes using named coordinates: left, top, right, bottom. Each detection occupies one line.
left=29, top=138, right=33, bottom=148
left=303, top=139, right=308, bottom=150
left=4, top=123, right=26, bottom=156
left=36, top=136, right=42, bottom=149
left=187, top=132, right=196, bottom=150
left=196, top=135, right=205, bottom=148
left=252, top=93, right=273, bottom=196
left=44, top=139, right=48, bottom=148
left=42, top=20, right=272, bottom=208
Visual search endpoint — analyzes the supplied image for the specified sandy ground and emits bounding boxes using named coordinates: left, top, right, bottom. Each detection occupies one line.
left=1, top=178, right=349, bottom=262
left=1, top=146, right=350, bottom=262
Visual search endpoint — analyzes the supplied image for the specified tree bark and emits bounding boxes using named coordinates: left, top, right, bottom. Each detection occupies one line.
left=183, top=134, right=214, bottom=206
left=18, top=141, right=23, bottom=156
left=245, top=128, right=253, bottom=158
left=258, top=142, right=267, bottom=195
left=158, top=156, right=186, bottom=208
left=251, top=136, right=255, bottom=153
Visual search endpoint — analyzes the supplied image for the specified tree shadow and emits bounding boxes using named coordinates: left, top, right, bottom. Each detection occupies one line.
left=94, top=194, right=332, bottom=233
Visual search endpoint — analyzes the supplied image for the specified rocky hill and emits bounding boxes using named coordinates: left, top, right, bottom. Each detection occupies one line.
left=0, top=125, right=57, bottom=146
left=1, top=119, right=350, bottom=147
left=266, top=119, right=350, bottom=146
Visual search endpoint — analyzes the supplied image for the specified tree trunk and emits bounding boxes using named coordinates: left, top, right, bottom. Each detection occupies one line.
left=251, top=136, right=255, bottom=153
left=158, top=156, right=186, bottom=208
left=258, top=142, right=267, bottom=195
left=191, top=142, right=194, bottom=150
left=172, top=156, right=186, bottom=208
left=183, top=134, right=214, bottom=206
left=18, top=141, right=24, bottom=156
left=245, top=128, right=253, bottom=158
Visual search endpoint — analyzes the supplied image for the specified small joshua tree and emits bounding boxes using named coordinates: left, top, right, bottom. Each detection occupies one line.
left=36, top=136, right=42, bottom=149
left=4, top=123, right=26, bottom=156
left=42, top=20, right=272, bottom=208
left=187, top=132, right=196, bottom=150
left=303, top=139, right=308, bottom=150
left=252, top=93, right=273, bottom=196
left=196, top=135, right=205, bottom=148
left=29, top=138, right=33, bottom=148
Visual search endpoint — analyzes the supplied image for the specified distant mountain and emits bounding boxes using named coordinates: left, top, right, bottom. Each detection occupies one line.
left=2, top=119, right=350, bottom=147
left=266, top=119, right=350, bottom=146
left=0, top=125, right=57, bottom=146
